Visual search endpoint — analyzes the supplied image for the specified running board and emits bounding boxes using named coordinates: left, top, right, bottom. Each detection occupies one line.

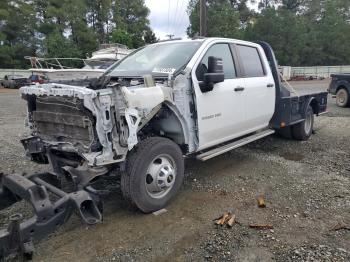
left=196, top=129, right=275, bottom=161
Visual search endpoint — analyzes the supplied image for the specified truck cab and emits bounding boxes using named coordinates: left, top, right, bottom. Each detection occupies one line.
left=189, top=39, right=276, bottom=150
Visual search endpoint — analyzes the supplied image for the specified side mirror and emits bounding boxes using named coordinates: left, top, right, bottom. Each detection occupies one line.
left=200, top=56, right=225, bottom=93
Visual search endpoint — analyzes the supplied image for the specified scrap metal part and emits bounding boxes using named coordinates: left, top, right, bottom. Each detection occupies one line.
left=0, top=172, right=103, bottom=260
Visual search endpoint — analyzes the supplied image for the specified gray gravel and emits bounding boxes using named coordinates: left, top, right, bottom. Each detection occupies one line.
left=0, top=81, right=349, bottom=261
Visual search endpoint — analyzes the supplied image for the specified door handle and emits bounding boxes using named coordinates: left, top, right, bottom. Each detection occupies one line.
left=234, top=86, right=245, bottom=92
left=267, top=83, right=274, bottom=88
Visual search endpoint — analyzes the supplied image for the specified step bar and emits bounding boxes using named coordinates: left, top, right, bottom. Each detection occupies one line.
left=196, top=129, right=275, bottom=161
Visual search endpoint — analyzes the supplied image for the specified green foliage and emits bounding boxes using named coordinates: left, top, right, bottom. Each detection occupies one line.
left=187, top=0, right=244, bottom=38
left=144, top=29, right=158, bottom=44
left=245, top=8, right=308, bottom=65
left=44, top=33, right=81, bottom=58
left=0, top=0, right=153, bottom=68
left=113, top=0, right=153, bottom=48
left=187, top=0, right=350, bottom=66
left=110, top=29, right=133, bottom=47
left=1, top=0, right=350, bottom=68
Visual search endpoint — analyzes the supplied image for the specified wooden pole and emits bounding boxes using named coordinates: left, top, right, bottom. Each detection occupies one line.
left=199, top=0, right=207, bottom=37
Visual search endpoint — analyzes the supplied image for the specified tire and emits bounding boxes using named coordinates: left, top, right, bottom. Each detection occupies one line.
left=336, top=88, right=349, bottom=107
left=121, top=137, right=184, bottom=213
left=275, top=126, right=293, bottom=139
left=292, top=105, right=314, bottom=141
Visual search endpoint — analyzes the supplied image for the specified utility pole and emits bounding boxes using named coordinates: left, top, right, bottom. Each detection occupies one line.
left=166, top=34, right=175, bottom=40
left=199, top=0, right=207, bottom=37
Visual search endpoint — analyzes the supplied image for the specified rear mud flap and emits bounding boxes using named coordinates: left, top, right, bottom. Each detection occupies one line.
left=0, top=172, right=103, bottom=260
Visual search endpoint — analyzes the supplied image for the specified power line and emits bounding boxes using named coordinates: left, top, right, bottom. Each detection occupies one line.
left=174, top=0, right=186, bottom=37
left=171, top=0, right=180, bottom=35
left=167, top=0, right=171, bottom=35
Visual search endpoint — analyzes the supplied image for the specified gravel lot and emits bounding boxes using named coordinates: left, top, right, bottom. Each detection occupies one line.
left=0, top=80, right=349, bottom=261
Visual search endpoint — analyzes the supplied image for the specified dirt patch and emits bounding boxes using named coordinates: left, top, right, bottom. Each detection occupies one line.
left=279, top=152, right=304, bottom=161
left=0, top=81, right=349, bottom=261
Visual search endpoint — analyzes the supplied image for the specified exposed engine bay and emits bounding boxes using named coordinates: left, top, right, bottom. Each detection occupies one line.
left=20, top=73, right=198, bottom=185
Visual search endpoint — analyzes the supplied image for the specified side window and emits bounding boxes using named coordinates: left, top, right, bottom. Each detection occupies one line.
left=236, top=45, right=265, bottom=77
left=196, top=43, right=236, bottom=81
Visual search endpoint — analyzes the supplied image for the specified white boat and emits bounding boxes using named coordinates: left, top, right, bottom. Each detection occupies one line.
left=84, top=43, right=132, bottom=69
left=27, top=43, right=132, bottom=83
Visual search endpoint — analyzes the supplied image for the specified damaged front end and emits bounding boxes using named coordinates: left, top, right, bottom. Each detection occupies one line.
left=0, top=77, right=179, bottom=259
left=20, top=83, right=130, bottom=167
left=20, top=81, right=171, bottom=167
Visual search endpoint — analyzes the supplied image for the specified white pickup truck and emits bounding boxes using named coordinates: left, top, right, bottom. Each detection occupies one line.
left=0, top=38, right=328, bottom=258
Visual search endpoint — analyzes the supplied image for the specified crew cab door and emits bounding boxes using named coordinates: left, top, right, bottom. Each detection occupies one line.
left=235, top=44, right=275, bottom=130
left=192, top=43, right=246, bottom=150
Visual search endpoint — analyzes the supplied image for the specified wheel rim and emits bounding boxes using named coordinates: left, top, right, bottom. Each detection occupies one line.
left=304, top=109, right=313, bottom=135
left=145, top=154, right=177, bottom=199
left=337, top=90, right=348, bottom=106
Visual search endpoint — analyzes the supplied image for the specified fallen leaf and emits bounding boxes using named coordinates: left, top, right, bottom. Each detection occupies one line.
left=257, top=196, right=266, bottom=208
left=214, top=212, right=233, bottom=226
left=227, top=214, right=236, bottom=227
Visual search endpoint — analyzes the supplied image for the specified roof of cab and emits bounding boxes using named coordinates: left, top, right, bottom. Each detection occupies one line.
left=155, top=37, right=256, bottom=46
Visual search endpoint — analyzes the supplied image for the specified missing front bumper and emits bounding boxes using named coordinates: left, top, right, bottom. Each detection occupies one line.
left=0, top=172, right=103, bottom=260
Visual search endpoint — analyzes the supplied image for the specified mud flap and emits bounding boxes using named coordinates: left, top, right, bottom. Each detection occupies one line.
left=0, top=172, right=103, bottom=260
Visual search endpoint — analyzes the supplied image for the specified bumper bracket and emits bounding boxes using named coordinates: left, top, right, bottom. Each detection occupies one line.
left=0, top=172, right=103, bottom=260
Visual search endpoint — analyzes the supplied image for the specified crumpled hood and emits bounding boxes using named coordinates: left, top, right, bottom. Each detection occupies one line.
left=20, top=83, right=97, bottom=100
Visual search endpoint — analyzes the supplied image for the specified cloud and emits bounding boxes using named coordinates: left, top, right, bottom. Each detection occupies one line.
left=145, top=0, right=190, bottom=39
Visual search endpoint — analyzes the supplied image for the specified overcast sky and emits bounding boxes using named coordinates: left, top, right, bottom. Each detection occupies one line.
left=145, top=0, right=259, bottom=40
left=145, top=0, right=190, bottom=40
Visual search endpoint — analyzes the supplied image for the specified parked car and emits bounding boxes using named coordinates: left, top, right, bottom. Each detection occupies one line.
left=0, top=74, right=29, bottom=89
left=29, top=74, right=46, bottom=84
left=0, top=38, right=328, bottom=259
left=329, top=74, right=350, bottom=107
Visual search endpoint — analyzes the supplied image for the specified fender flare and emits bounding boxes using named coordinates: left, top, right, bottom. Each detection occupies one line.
left=336, top=81, right=350, bottom=93
left=304, top=97, right=319, bottom=117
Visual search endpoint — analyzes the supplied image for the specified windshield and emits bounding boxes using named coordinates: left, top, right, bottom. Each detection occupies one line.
left=107, top=41, right=203, bottom=77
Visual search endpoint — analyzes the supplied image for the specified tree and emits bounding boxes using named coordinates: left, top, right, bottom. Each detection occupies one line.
left=187, top=0, right=242, bottom=38
left=43, top=32, right=83, bottom=67
left=112, top=0, right=152, bottom=48
left=86, top=0, right=112, bottom=43
left=0, top=0, right=37, bottom=68
left=110, top=28, right=133, bottom=47
left=144, top=29, right=158, bottom=44
left=65, top=0, right=99, bottom=56
left=245, top=7, right=309, bottom=65
left=187, top=0, right=350, bottom=66
left=256, top=0, right=277, bottom=9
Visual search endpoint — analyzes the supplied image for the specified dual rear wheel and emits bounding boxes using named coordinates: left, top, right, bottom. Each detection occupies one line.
left=277, top=104, right=314, bottom=141
left=292, top=105, right=314, bottom=140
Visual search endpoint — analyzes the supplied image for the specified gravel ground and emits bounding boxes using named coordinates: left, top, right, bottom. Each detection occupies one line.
left=0, top=80, right=349, bottom=262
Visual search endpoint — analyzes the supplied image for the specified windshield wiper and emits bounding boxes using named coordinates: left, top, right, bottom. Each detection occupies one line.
left=88, top=75, right=111, bottom=90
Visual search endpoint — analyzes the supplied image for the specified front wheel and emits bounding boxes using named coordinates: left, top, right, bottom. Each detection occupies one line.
left=121, top=137, right=184, bottom=213
left=292, top=105, right=314, bottom=141
left=336, top=88, right=349, bottom=107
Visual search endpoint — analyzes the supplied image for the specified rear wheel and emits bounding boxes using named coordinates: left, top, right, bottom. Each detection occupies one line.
left=292, top=105, right=314, bottom=141
left=336, top=88, right=349, bottom=107
left=121, top=137, right=184, bottom=213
